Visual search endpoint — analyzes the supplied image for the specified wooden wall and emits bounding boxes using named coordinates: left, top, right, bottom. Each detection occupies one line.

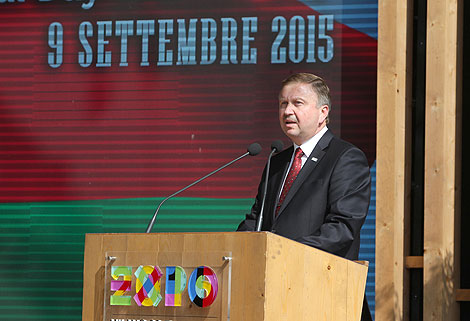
left=376, top=0, right=463, bottom=320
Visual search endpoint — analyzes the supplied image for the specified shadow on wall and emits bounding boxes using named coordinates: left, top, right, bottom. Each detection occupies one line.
left=424, top=249, right=457, bottom=319
left=375, top=282, right=404, bottom=321
left=375, top=249, right=457, bottom=321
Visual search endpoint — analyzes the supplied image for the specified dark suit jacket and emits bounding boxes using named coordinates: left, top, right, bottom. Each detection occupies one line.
left=237, top=130, right=371, bottom=261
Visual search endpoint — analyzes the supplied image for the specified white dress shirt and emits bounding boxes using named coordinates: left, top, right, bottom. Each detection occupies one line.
left=279, top=126, right=329, bottom=196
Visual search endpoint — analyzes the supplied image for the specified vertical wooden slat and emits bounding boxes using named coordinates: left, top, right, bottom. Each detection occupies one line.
left=376, top=0, right=413, bottom=320
left=423, top=0, right=462, bottom=320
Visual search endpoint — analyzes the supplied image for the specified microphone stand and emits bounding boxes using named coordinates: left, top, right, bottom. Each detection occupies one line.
left=255, top=140, right=283, bottom=232
left=255, top=150, right=275, bottom=231
left=145, top=143, right=261, bottom=233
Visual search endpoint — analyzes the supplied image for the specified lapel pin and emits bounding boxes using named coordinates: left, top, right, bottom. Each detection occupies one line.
left=311, top=157, right=318, bottom=162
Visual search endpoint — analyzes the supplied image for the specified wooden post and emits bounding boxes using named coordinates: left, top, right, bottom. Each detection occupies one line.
left=423, top=0, right=462, bottom=320
left=376, top=0, right=413, bottom=320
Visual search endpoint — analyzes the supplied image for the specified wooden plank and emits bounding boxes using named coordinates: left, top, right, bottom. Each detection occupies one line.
left=82, top=234, right=104, bottom=321
left=456, top=289, right=470, bottom=302
left=82, top=232, right=269, bottom=321
left=346, top=261, right=369, bottom=321
left=376, top=0, right=413, bottom=320
left=405, top=256, right=424, bottom=269
left=355, top=260, right=369, bottom=267
left=264, top=233, right=367, bottom=321
left=423, top=0, right=463, bottom=320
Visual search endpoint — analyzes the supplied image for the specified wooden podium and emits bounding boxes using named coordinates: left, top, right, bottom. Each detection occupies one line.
left=82, top=232, right=367, bottom=321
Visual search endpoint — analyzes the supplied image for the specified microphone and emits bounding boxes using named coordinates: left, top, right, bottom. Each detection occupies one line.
left=145, top=142, right=262, bottom=233
left=255, top=140, right=284, bottom=231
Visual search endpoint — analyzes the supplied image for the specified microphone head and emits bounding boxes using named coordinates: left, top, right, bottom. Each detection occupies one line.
left=271, top=140, right=284, bottom=152
left=247, top=143, right=262, bottom=156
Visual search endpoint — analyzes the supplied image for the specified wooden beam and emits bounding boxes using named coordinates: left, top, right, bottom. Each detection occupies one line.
left=423, top=0, right=463, bottom=320
left=376, top=0, right=413, bottom=320
left=456, top=289, right=470, bottom=302
left=405, top=256, right=424, bottom=269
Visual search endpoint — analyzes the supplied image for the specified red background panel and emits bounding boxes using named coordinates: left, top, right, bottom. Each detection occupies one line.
left=0, top=0, right=376, bottom=202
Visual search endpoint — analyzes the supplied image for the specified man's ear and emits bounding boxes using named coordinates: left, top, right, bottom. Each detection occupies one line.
left=319, top=105, right=329, bottom=123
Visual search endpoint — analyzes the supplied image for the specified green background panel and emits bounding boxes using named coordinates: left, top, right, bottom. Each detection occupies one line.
left=0, top=197, right=252, bottom=321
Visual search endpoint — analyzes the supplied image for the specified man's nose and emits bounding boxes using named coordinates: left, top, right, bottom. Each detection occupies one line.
left=284, top=103, right=295, bottom=115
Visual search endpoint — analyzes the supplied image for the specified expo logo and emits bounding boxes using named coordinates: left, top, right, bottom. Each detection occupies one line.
left=111, top=265, right=218, bottom=308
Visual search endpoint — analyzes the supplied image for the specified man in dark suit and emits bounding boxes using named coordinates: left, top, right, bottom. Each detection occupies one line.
left=237, top=72, right=372, bottom=320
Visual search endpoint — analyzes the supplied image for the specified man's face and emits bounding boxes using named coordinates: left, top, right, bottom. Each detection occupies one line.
left=278, top=82, right=329, bottom=145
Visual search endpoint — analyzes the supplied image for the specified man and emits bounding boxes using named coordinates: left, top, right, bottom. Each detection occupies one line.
left=237, top=73, right=372, bottom=320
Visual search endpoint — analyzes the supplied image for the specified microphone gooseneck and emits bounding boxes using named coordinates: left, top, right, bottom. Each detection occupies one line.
left=255, top=140, right=284, bottom=231
left=145, top=142, right=262, bottom=233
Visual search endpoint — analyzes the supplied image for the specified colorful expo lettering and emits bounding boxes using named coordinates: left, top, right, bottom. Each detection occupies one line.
left=111, top=265, right=218, bottom=308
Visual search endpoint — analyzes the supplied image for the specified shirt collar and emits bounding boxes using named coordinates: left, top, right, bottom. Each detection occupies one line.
left=294, top=126, right=328, bottom=158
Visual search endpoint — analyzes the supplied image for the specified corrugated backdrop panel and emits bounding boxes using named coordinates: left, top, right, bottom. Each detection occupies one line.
left=0, top=0, right=376, bottom=203
left=360, top=161, right=376, bottom=319
left=1, top=0, right=377, bottom=320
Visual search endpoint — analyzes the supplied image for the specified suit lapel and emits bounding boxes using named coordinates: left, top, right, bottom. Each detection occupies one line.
left=276, top=130, right=334, bottom=217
